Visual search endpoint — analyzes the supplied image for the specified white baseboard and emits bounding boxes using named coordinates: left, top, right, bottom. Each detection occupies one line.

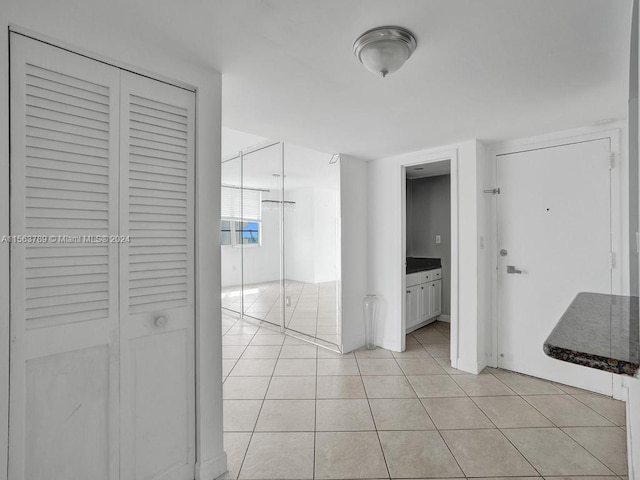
left=406, top=318, right=437, bottom=334
left=196, top=451, right=228, bottom=480
left=437, top=314, right=450, bottom=323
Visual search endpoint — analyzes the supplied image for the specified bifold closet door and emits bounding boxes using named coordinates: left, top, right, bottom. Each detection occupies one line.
left=118, top=72, right=196, bottom=480
left=9, top=34, right=120, bottom=480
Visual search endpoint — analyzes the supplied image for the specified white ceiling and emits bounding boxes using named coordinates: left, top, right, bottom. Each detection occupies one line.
left=213, top=0, right=633, bottom=159
left=9, top=0, right=634, bottom=160
left=222, top=128, right=339, bottom=191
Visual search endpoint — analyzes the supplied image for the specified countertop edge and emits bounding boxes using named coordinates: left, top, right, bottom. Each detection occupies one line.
left=406, top=265, right=442, bottom=274
left=543, top=342, right=639, bottom=377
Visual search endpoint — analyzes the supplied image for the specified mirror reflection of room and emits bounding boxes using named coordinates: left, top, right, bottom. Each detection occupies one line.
left=221, top=129, right=341, bottom=349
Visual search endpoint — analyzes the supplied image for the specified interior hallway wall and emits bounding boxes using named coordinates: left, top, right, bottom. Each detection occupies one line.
left=368, top=140, right=490, bottom=374
left=407, top=175, right=452, bottom=315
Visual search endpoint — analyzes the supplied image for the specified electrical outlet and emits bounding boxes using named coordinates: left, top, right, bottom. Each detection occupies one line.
left=435, top=235, right=441, bottom=244
left=480, top=236, right=485, bottom=249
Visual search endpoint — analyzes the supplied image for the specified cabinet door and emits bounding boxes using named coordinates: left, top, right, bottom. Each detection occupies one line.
left=406, top=285, right=420, bottom=328
left=430, top=280, right=442, bottom=317
left=9, top=33, right=120, bottom=480
left=420, top=283, right=431, bottom=323
left=119, top=72, right=196, bottom=480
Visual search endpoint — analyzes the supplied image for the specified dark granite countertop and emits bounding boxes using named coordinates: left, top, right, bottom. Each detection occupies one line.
left=543, top=292, right=639, bottom=376
left=406, top=257, right=441, bottom=274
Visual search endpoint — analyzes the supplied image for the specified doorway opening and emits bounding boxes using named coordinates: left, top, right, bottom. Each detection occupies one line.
left=401, top=155, right=459, bottom=369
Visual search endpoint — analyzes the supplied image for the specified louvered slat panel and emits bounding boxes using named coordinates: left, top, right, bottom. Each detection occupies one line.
left=26, top=85, right=109, bottom=114
left=27, top=95, right=109, bottom=123
left=27, top=125, right=109, bottom=149
left=129, top=244, right=186, bottom=253
left=130, top=170, right=186, bottom=186
left=27, top=300, right=109, bottom=322
left=27, top=105, right=108, bottom=131
left=26, top=272, right=109, bottom=289
left=130, top=276, right=188, bottom=290
left=130, top=120, right=187, bottom=140
left=27, top=255, right=108, bottom=269
left=26, top=281, right=109, bottom=299
left=130, top=94, right=187, bottom=116
left=23, top=65, right=112, bottom=329
left=26, top=63, right=110, bottom=96
left=130, top=204, right=186, bottom=216
left=129, top=238, right=186, bottom=247
left=130, top=128, right=187, bottom=147
left=128, top=95, right=189, bottom=314
left=130, top=162, right=186, bottom=179
left=27, top=116, right=109, bottom=141
left=130, top=153, right=187, bottom=171
left=130, top=137, right=187, bottom=154
left=27, top=186, right=108, bottom=203
left=129, top=268, right=187, bottom=281
left=129, top=299, right=187, bottom=315
left=27, top=145, right=110, bottom=167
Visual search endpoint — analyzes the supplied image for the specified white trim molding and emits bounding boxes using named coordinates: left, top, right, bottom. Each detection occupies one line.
left=196, top=451, right=228, bottom=480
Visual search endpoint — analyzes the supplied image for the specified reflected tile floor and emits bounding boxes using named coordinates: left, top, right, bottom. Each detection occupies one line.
left=222, top=280, right=340, bottom=345
left=220, top=311, right=628, bottom=480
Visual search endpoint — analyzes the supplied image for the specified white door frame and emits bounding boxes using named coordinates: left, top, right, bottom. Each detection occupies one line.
left=400, top=150, right=460, bottom=366
left=490, top=127, right=626, bottom=381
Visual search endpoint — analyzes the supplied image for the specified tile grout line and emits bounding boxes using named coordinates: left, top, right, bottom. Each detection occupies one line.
left=232, top=321, right=286, bottom=480
left=221, top=312, right=261, bottom=480
left=406, top=340, right=467, bottom=479
left=223, top=317, right=625, bottom=479
left=569, top=391, right=625, bottom=426
left=478, top=371, right=616, bottom=477
left=353, top=353, right=391, bottom=479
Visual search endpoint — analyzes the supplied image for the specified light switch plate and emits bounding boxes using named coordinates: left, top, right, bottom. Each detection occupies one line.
left=435, top=235, right=441, bottom=244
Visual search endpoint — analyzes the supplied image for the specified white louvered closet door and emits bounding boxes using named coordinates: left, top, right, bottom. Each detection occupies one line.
left=118, top=72, right=196, bottom=480
left=9, top=34, right=120, bottom=480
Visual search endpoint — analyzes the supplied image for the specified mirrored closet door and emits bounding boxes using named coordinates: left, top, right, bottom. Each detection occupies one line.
left=220, top=141, right=341, bottom=350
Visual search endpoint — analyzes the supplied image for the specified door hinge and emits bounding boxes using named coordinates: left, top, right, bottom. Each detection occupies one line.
left=609, top=252, right=616, bottom=269
left=609, top=152, right=615, bottom=169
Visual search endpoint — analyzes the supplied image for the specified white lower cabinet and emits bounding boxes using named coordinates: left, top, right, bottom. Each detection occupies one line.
left=406, top=269, right=442, bottom=332
left=406, top=285, right=420, bottom=329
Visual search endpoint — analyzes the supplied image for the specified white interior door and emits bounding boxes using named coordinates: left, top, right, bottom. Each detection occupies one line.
left=497, top=138, right=615, bottom=395
left=9, top=34, right=120, bottom=480
left=118, top=72, right=196, bottom=480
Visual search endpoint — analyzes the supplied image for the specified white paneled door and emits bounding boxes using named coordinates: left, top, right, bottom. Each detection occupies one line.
left=496, top=138, right=614, bottom=395
left=9, top=33, right=196, bottom=480
left=119, top=72, right=196, bottom=480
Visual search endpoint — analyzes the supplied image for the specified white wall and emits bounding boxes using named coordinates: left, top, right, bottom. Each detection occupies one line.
left=0, top=3, right=226, bottom=479
left=368, top=141, right=489, bottom=373
left=407, top=175, right=452, bottom=315
left=314, top=188, right=339, bottom=283
left=340, top=155, right=369, bottom=353
left=476, top=142, right=494, bottom=371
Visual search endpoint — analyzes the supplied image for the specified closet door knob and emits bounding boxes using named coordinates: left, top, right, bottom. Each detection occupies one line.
left=154, top=316, right=167, bottom=327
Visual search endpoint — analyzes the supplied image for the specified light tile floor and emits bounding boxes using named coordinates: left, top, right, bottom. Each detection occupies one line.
left=220, top=311, right=628, bottom=480
left=222, top=280, right=340, bottom=345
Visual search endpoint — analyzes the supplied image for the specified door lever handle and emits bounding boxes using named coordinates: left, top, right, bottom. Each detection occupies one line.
left=506, top=265, right=522, bottom=274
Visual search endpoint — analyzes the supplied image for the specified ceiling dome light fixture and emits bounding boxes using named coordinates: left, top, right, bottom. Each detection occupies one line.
left=353, top=26, right=417, bottom=78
